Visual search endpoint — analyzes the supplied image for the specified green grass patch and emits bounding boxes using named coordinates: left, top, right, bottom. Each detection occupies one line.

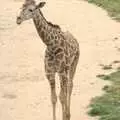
left=87, top=0, right=120, bottom=21
left=89, top=70, right=120, bottom=120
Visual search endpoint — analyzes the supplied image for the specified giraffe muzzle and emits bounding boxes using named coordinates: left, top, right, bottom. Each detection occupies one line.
left=16, top=16, right=22, bottom=25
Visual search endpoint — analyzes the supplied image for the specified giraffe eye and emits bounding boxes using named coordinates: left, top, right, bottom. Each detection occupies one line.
left=29, top=9, right=33, bottom=12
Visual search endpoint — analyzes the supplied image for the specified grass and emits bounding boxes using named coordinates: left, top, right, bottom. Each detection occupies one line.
left=87, top=0, right=120, bottom=21
left=88, top=69, right=120, bottom=120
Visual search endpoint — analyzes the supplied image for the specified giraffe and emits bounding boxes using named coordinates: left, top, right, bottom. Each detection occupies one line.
left=16, top=0, right=80, bottom=120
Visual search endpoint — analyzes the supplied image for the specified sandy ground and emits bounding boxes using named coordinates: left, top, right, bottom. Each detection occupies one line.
left=1, top=0, right=120, bottom=120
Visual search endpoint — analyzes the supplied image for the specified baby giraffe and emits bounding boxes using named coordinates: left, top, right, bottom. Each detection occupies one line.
left=16, top=0, right=80, bottom=120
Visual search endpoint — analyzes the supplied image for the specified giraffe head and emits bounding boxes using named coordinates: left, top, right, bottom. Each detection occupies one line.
left=16, top=0, right=46, bottom=25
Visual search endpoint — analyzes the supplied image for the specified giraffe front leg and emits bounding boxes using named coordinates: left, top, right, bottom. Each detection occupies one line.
left=59, top=85, right=66, bottom=120
left=66, top=80, right=73, bottom=120
left=46, top=73, right=57, bottom=120
left=59, top=74, right=68, bottom=120
left=65, top=53, right=79, bottom=120
left=59, top=73, right=73, bottom=120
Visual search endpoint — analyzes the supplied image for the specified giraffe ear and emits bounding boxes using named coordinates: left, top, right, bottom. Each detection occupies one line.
left=36, top=2, right=46, bottom=9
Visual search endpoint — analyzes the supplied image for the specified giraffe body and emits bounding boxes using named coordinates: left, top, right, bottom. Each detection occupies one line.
left=16, top=1, right=80, bottom=120
left=45, top=30, right=79, bottom=73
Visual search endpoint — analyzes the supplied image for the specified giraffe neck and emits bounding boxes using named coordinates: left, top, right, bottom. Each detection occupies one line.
left=33, top=9, right=60, bottom=46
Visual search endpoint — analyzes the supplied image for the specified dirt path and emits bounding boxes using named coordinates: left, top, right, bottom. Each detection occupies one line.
left=1, top=0, right=120, bottom=120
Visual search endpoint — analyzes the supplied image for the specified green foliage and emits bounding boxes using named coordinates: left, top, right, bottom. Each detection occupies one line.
left=89, top=70, right=120, bottom=120
left=87, top=0, right=120, bottom=21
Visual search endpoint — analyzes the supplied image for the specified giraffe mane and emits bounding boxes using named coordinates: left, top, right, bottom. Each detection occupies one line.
left=47, top=22, right=61, bottom=29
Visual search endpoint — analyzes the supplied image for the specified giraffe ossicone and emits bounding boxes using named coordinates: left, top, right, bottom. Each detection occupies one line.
left=16, top=0, right=80, bottom=120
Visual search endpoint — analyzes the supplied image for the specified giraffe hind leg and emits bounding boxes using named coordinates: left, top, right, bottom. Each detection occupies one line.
left=70, top=51, right=80, bottom=80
